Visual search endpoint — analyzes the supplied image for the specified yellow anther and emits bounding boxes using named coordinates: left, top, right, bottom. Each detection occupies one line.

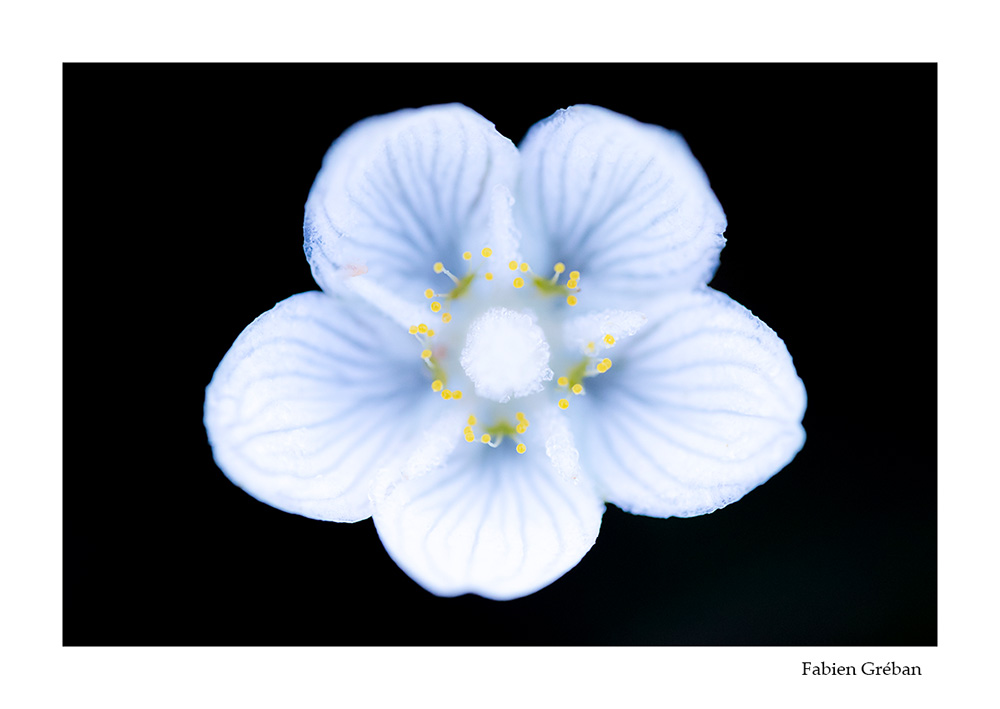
left=417, top=323, right=428, bottom=333
left=519, top=262, right=530, bottom=272
left=596, top=362, right=608, bottom=373
left=468, top=415, right=477, bottom=426
left=516, top=423, right=527, bottom=434
left=516, top=443, right=527, bottom=454
left=408, top=325, right=418, bottom=335
left=433, top=262, right=444, bottom=274
left=508, top=260, right=518, bottom=271
left=442, top=390, right=453, bottom=400
left=426, top=329, right=436, bottom=337
left=566, top=279, right=578, bottom=288
left=463, top=251, right=472, bottom=261
left=453, top=390, right=463, bottom=400
left=569, top=270, right=580, bottom=280
left=485, top=272, right=494, bottom=281
left=602, top=358, right=612, bottom=369
left=558, top=399, right=570, bottom=410
left=513, top=277, right=525, bottom=289
left=515, top=412, right=527, bottom=422
left=424, top=288, right=435, bottom=299
left=557, top=376, right=569, bottom=387
left=586, top=342, right=596, bottom=354
left=430, top=301, right=442, bottom=312
left=420, top=349, right=432, bottom=359
left=604, top=334, right=615, bottom=346
left=463, top=426, right=473, bottom=435
left=441, top=312, right=452, bottom=323
left=567, top=295, right=578, bottom=306
left=431, top=380, right=444, bottom=392
left=572, top=383, right=584, bottom=395
left=465, top=433, right=475, bottom=442
left=554, top=262, right=566, bottom=274
left=481, top=247, right=492, bottom=258
left=481, top=433, right=492, bottom=444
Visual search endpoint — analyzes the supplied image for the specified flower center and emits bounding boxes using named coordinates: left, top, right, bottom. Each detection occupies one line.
left=400, top=246, right=622, bottom=454
left=460, top=307, right=553, bottom=403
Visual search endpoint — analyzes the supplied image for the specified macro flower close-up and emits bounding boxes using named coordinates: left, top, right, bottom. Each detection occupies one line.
left=204, top=103, right=807, bottom=600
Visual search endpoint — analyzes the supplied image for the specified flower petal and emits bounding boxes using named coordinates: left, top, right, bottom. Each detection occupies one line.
left=516, top=105, right=726, bottom=306
left=569, top=288, right=806, bottom=518
left=204, top=292, right=436, bottom=522
left=485, top=184, right=524, bottom=269
left=304, top=104, right=520, bottom=322
left=563, top=308, right=648, bottom=356
left=372, top=408, right=604, bottom=599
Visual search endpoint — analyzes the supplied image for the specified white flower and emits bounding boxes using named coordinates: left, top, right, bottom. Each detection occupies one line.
left=204, top=104, right=807, bottom=600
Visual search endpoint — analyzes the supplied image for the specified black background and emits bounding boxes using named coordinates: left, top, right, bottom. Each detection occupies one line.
left=64, top=64, right=936, bottom=645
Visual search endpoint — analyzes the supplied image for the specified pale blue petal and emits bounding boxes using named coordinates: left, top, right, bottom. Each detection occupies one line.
left=304, top=105, right=520, bottom=321
left=516, top=105, right=726, bottom=308
left=562, top=308, right=648, bottom=355
left=568, top=288, right=806, bottom=518
left=371, top=409, right=604, bottom=599
left=204, top=292, right=437, bottom=522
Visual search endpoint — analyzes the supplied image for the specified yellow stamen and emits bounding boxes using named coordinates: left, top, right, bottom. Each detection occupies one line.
left=431, top=380, right=444, bottom=392
left=516, top=443, right=527, bottom=454
left=604, top=334, right=615, bottom=346
left=585, top=342, right=596, bottom=354
left=408, top=325, right=418, bottom=335
left=463, top=426, right=473, bottom=435
left=430, top=301, right=442, bottom=312
left=515, top=423, right=527, bottom=434
left=481, top=247, right=492, bottom=258
left=567, top=295, right=578, bottom=306
left=453, top=390, right=463, bottom=400
left=515, top=412, right=527, bottom=422
left=553, top=262, right=565, bottom=274
left=571, top=383, right=584, bottom=395
left=558, top=399, right=569, bottom=410
left=484, top=272, right=494, bottom=281
left=463, top=251, right=472, bottom=261
left=468, top=415, right=477, bottom=426
left=566, top=279, right=578, bottom=288
left=465, top=433, right=475, bottom=442
left=426, top=329, right=436, bottom=337
left=481, top=433, right=492, bottom=444
left=424, top=288, right=434, bottom=299
left=417, top=324, right=428, bottom=334
left=557, top=376, right=569, bottom=387
left=441, top=390, right=453, bottom=400
left=433, top=262, right=444, bottom=274
left=569, top=270, right=580, bottom=280
left=441, top=312, right=452, bottom=323
left=508, top=260, right=518, bottom=271
left=513, top=277, right=525, bottom=289
left=602, top=358, right=612, bottom=369
left=519, top=262, right=530, bottom=272
left=420, top=349, right=432, bottom=359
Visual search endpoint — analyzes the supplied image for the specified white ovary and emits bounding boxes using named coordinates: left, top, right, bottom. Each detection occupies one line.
left=460, top=307, right=554, bottom=403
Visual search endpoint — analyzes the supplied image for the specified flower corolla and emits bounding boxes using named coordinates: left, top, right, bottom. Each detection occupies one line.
left=204, top=104, right=806, bottom=600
